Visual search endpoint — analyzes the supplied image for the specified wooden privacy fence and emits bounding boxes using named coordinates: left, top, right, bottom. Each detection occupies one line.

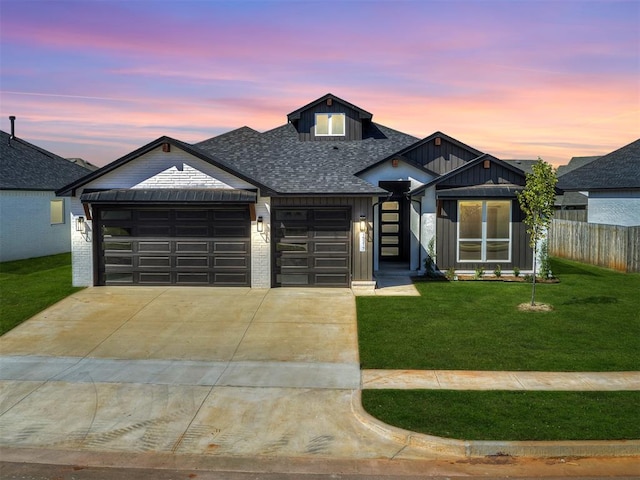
left=549, top=219, right=640, bottom=273
left=554, top=210, right=587, bottom=222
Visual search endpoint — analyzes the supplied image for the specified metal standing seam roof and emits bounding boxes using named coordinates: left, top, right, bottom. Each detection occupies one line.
left=80, top=189, right=257, bottom=203
left=436, top=185, right=524, bottom=197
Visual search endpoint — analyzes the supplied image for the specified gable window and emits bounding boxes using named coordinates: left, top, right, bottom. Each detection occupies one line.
left=315, top=113, right=345, bottom=136
left=458, top=200, right=511, bottom=262
left=50, top=199, right=65, bottom=225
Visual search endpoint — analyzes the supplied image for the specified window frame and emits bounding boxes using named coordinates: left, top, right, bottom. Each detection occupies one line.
left=457, top=199, right=512, bottom=263
left=50, top=199, right=65, bottom=225
left=315, top=113, right=346, bottom=137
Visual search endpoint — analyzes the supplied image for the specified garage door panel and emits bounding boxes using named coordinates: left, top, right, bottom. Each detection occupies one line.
left=97, top=207, right=250, bottom=286
left=274, top=207, right=351, bottom=287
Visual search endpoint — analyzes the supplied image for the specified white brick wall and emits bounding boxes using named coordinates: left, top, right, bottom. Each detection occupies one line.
left=88, top=146, right=255, bottom=190
left=251, top=196, right=271, bottom=288
left=134, top=164, right=233, bottom=189
left=70, top=197, right=93, bottom=286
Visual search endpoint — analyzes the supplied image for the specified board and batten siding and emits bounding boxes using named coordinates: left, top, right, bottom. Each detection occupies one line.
left=295, top=103, right=363, bottom=142
left=403, top=140, right=479, bottom=175
left=436, top=198, right=533, bottom=271
left=438, top=162, right=525, bottom=188
left=271, top=196, right=374, bottom=282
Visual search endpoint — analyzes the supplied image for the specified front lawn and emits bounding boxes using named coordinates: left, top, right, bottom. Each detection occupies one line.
left=358, top=258, right=640, bottom=371
left=0, top=253, right=82, bottom=335
left=362, top=390, right=640, bottom=441
left=358, top=258, right=640, bottom=441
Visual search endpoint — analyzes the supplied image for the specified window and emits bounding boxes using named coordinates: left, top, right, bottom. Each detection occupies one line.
left=458, top=200, right=511, bottom=262
left=315, top=113, right=345, bottom=136
left=50, top=199, right=64, bottom=224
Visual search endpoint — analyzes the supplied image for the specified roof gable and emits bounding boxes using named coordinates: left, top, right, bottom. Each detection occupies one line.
left=558, top=139, right=640, bottom=191
left=0, top=131, right=92, bottom=190
left=287, top=93, right=373, bottom=122
left=56, top=136, right=270, bottom=196
left=411, top=154, right=527, bottom=195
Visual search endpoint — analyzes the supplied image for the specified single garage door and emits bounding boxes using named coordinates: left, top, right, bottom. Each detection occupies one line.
left=96, top=206, right=250, bottom=286
left=273, top=208, right=351, bottom=287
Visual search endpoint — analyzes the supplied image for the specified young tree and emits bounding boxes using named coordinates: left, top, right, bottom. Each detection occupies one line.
left=517, top=158, right=558, bottom=306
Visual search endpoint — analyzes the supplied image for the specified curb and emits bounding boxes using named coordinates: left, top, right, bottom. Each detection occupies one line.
left=351, top=390, right=640, bottom=458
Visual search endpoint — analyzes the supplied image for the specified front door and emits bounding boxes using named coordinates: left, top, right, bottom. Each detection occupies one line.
left=379, top=181, right=411, bottom=262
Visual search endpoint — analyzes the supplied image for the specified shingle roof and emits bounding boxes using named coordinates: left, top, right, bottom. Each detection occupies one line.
left=195, top=122, right=418, bottom=195
left=558, top=139, right=640, bottom=191
left=0, top=130, right=92, bottom=190
left=503, top=160, right=538, bottom=175
left=556, top=156, right=600, bottom=177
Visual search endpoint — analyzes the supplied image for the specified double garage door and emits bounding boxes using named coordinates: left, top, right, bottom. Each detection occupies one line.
left=96, top=206, right=250, bottom=286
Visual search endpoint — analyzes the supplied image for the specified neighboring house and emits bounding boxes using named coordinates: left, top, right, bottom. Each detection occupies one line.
left=558, top=139, right=640, bottom=227
left=504, top=159, right=587, bottom=211
left=0, top=129, right=93, bottom=262
left=57, top=94, right=535, bottom=288
left=67, top=158, right=99, bottom=171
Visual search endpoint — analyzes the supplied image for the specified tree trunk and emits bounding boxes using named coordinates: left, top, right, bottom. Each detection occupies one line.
left=531, top=241, right=537, bottom=306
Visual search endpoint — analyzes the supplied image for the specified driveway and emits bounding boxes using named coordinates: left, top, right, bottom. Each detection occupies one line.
left=0, top=287, right=428, bottom=460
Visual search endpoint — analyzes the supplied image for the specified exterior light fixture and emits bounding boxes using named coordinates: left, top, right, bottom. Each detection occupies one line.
left=75, top=216, right=85, bottom=232
left=391, top=158, right=399, bottom=168
left=257, top=216, right=264, bottom=233
left=359, top=215, right=367, bottom=232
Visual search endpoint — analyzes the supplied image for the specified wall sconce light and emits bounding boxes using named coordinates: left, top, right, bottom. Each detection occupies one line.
left=391, top=158, right=399, bottom=168
left=75, top=216, right=85, bottom=232
left=483, top=159, right=491, bottom=169
left=257, top=216, right=264, bottom=233
left=359, top=215, right=367, bottom=232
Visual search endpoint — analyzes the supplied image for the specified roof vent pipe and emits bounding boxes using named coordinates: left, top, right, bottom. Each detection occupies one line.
left=9, top=116, right=16, bottom=139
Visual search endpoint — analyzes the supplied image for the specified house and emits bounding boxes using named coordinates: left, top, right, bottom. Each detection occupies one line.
left=558, top=139, right=640, bottom=227
left=504, top=159, right=588, bottom=212
left=57, top=94, right=535, bottom=288
left=0, top=124, right=93, bottom=262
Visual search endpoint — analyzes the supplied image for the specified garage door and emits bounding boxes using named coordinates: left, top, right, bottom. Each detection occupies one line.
left=273, top=208, right=351, bottom=287
left=96, top=207, right=250, bottom=286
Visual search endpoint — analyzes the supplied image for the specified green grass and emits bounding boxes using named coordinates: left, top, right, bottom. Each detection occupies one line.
left=357, top=258, right=640, bottom=371
left=0, top=253, right=83, bottom=334
left=358, top=258, right=640, bottom=440
left=362, top=390, right=640, bottom=441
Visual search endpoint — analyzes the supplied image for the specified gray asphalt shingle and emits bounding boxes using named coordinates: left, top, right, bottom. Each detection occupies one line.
left=558, top=139, right=640, bottom=191
left=195, top=122, right=418, bottom=195
left=1, top=131, right=92, bottom=190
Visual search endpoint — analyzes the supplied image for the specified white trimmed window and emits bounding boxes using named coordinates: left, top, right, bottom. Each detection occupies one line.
left=458, top=200, right=511, bottom=262
left=50, top=199, right=65, bottom=224
left=315, top=113, right=345, bottom=136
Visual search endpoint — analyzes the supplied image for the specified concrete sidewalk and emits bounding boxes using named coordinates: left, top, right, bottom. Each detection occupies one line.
left=362, top=369, right=640, bottom=390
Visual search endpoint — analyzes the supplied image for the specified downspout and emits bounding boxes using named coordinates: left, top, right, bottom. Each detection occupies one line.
left=408, top=194, right=422, bottom=271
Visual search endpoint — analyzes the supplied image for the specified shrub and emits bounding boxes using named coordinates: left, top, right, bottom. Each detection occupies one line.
left=494, top=264, right=502, bottom=278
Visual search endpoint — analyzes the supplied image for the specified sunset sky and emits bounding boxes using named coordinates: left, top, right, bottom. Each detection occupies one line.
left=1, top=0, right=638, bottom=168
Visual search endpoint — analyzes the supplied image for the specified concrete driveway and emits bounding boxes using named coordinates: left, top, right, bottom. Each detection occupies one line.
left=0, top=287, right=430, bottom=460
